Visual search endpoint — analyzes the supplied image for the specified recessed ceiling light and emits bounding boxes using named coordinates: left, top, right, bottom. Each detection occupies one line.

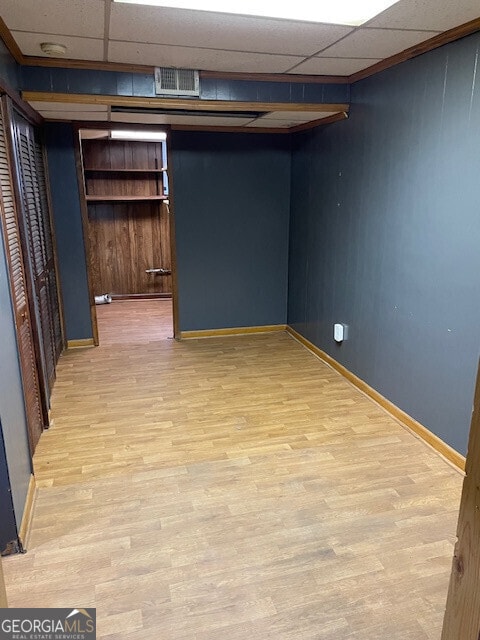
left=40, top=42, right=67, bottom=56
left=113, top=0, right=400, bottom=26
left=110, top=130, right=167, bottom=141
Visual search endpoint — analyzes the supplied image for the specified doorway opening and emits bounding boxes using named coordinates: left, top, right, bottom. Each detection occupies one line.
left=76, top=127, right=178, bottom=346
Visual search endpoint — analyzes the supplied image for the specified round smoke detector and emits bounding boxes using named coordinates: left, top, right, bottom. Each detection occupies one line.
left=40, top=42, right=67, bottom=56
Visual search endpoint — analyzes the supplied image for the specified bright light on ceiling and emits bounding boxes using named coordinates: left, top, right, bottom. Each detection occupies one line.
left=110, top=130, right=167, bottom=141
left=113, top=0, right=400, bottom=26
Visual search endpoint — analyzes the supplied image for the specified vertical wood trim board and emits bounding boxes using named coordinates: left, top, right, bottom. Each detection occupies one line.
left=164, top=127, right=180, bottom=340
left=73, top=127, right=99, bottom=346
left=0, top=556, right=7, bottom=607
left=18, top=474, right=36, bottom=550
left=286, top=326, right=465, bottom=472
left=441, top=359, right=480, bottom=640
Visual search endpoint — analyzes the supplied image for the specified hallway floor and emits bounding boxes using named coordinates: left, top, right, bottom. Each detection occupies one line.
left=96, top=298, right=174, bottom=345
left=3, top=330, right=462, bottom=639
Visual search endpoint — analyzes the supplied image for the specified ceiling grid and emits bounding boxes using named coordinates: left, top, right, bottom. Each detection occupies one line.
left=0, top=0, right=479, bottom=128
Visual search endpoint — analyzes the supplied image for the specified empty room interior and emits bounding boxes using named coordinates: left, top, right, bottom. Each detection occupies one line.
left=0, top=0, right=479, bottom=638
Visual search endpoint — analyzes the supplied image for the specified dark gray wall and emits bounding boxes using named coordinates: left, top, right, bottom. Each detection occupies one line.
left=20, top=64, right=349, bottom=104
left=288, top=32, right=480, bottom=455
left=44, top=123, right=93, bottom=340
left=0, top=39, right=20, bottom=92
left=171, top=131, right=291, bottom=331
left=0, top=425, right=18, bottom=552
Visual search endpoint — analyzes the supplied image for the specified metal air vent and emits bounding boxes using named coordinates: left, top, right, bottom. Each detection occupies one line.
left=155, top=68, right=200, bottom=97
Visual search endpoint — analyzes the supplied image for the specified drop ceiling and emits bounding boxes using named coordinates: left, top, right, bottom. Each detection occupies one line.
left=26, top=100, right=344, bottom=130
left=1, top=0, right=479, bottom=129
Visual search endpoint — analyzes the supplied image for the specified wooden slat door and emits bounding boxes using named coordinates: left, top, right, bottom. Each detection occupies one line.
left=34, top=134, right=63, bottom=360
left=0, top=98, right=44, bottom=455
left=7, top=103, right=63, bottom=411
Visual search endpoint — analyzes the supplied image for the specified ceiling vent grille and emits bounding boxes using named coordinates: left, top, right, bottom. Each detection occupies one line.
left=155, top=68, right=200, bottom=97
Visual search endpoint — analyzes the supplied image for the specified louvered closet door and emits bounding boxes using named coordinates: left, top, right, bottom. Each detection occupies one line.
left=34, top=132, right=63, bottom=361
left=9, top=105, right=63, bottom=406
left=0, top=99, right=44, bottom=455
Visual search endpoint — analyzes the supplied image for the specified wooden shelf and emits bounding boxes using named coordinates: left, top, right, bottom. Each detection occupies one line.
left=84, top=167, right=167, bottom=173
left=86, top=195, right=168, bottom=202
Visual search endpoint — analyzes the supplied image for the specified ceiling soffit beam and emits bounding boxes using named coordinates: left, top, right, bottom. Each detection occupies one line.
left=22, top=92, right=350, bottom=114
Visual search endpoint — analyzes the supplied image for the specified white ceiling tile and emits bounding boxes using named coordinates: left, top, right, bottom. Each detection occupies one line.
left=246, top=119, right=295, bottom=128
left=1, top=0, right=105, bottom=39
left=368, top=0, right=480, bottom=31
left=289, top=57, right=382, bottom=75
left=247, top=111, right=342, bottom=128
left=318, top=28, right=440, bottom=59
left=111, top=112, right=255, bottom=126
left=111, top=112, right=172, bottom=124
left=29, top=101, right=108, bottom=112
left=108, top=41, right=303, bottom=73
left=80, top=130, right=111, bottom=139
left=261, top=111, right=340, bottom=121
left=40, top=111, right=108, bottom=121
left=169, top=116, right=256, bottom=126
left=12, top=32, right=104, bottom=61
left=110, top=4, right=353, bottom=56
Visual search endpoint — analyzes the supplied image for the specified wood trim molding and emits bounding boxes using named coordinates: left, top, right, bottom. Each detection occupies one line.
left=72, top=126, right=100, bottom=347
left=22, top=92, right=350, bottom=114
left=164, top=131, right=181, bottom=340
left=0, top=17, right=24, bottom=64
left=181, top=324, right=287, bottom=339
left=67, top=338, right=96, bottom=349
left=286, top=326, right=466, bottom=472
left=18, top=474, right=37, bottom=550
left=441, top=359, right=480, bottom=640
left=349, top=17, right=480, bottom=83
left=0, top=556, right=7, bottom=607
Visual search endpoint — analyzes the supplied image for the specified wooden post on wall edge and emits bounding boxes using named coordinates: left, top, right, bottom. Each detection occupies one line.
left=0, top=556, right=7, bottom=607
left=441, top=358, right=480, bottom=640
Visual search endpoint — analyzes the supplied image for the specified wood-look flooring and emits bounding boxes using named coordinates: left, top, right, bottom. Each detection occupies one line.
left=2, top=322, right=462, bottom=639
left=96, top=298, right=173, bottom=345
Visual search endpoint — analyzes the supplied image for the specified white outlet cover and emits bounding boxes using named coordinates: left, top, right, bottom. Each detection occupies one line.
left=334, top=323, right=344, bottom=342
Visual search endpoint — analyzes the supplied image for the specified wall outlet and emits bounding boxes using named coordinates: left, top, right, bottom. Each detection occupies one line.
left=334, top=323, right=347, bottom=343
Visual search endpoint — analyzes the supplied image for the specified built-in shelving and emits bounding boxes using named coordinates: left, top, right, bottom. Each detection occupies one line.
left=82, top=140, right=167, bottom=203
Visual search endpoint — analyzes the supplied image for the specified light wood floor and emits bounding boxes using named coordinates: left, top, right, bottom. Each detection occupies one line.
left=96, top=298, right=173, bottom=345
left=3, top=328, right=462, bottom=639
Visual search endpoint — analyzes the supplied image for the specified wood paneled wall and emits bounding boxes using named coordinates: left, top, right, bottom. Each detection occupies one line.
left=87, top=202, right=171, bottom=296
